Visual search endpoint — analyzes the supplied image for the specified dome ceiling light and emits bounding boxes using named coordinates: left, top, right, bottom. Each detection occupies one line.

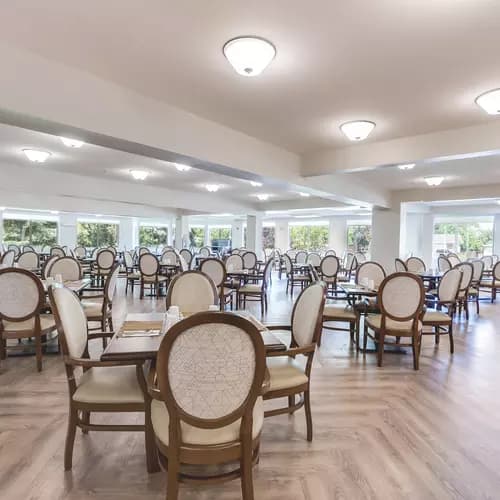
left=340, top=121, right=376, bottom=141
left=223, top=36, right=276, bottom=77
left=475, top=88, right=500, bottom=115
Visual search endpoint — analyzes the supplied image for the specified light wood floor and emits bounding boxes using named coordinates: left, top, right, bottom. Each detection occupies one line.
left=2, top=275, right=500, bottom=499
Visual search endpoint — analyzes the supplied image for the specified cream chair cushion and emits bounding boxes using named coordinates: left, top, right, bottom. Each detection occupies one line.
left=2, top=314, right=56, bottom=333
left=323, top=303, right=356, bottom=321
left=143, top=275, right=167, bottom=283
left=238, top=284, right=261, bottom=293
left=127, top=272, right=141, bottom=280
left=81, top=298, right=104, bottom=317
left=266, top=357, right=309, bottom=392
left=151, top=397, right=264, bottom=446
left=423, top=310, right=452, bottom=323
left=73, top=365, right=144, bottom=404
left=366, top=314, right=422, bottom=333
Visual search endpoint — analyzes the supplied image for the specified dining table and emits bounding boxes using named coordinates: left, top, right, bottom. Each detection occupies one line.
left=42, top=278, right=91, bottom=294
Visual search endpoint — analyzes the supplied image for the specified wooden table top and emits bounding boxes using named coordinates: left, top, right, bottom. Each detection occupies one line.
left=101, top=311, right=287, bottom=362
left=42, top=278, right=91, bottom=294
left=340, top=283, right=378, bottom=296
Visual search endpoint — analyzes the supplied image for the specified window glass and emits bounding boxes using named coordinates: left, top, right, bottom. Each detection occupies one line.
left=189, top=226, right=205, bottom=248
left=347, top=225, right=372, bottom=253
left=262, top=225, right=275, bottom=249
left=3, top=218, right=58, bottom=247
left=209, top=226, right=231, bottom=253
left=289, top=223, right=328, bottom=251
left=77, top=222, right=118, bottom=248
left=139, top=225, right=168, bottom=247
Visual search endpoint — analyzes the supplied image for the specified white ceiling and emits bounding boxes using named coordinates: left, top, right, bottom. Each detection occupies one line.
left=1, top=1, right=500, bottom=153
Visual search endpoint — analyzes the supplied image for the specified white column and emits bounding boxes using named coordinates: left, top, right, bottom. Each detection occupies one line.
left=175, top=216, right=189, bottom=250
left=0, top=211, right=4, bottom=245
left=422, top=213, right=434, bottom=268
left=493, top=215, right=500, bottom=255
left=119, top=217, right=138, bottom=251
left=204, top=223, right=210, bottom=246
left=274, top=220, right=289, bottom=251
left=58, top=213, right=78, bottom=248
left=167, top=221, right=174, bottom=246
left=328, top=216, right=347, bottom=256
left=371, top=205, right=401, bottom=272
left=246, top=214, right=263, bottom=258
left=231, top=219, right=244, bottom=248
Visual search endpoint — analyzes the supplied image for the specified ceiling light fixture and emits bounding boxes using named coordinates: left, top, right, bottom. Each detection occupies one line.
left=96, top=214, right=103, bottom=217
left=298, top=192, right=311, bottom=197
left=60, top=137, right=84, bottom=148
left=424, top=176, right=444, bottom=187
left=223, top=36, right=276, bottom=77
left=22, top=149, right=51, bottom=163
left=174, top=163, right=191, bottom=172
left=249, top=181, right=263, bottom=187
left=0, top=207, right=5, bottom=211
left=50, top=210, right=59, bottom=215
left=205, top=184, right=221, bottom=192
left=398, top=163, right=415, bottom=170
left=256, top=193, right=270, bottom=201
left=340, top=121, right=376, bottom=141
left=475, top=88, right=500, bottom=115
left=130, top=169, right=150, bottom=181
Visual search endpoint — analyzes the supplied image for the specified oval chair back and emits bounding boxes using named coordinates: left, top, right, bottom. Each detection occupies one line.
left=286, top=249, right=298, bottom=261
left=0, top=249, right=16, bottom=267
left=283, top=253, right=293, bottom=275
left=139, top=253, right=160, bottom=277
left=306, top=252, right=321, bottom=267
left=356, top=261, right=386, bottom=289
left=470, top=259, right=484, bottom=286
left=49, top=256, right=83, bottom=281
left=448, top=254, right=461, bottom=267
left=438, top=255, right=452, bottom=272
left=74, top=246, right=86, bottom=259
left=242, top=251, right=257, bottom=270
left=50, top=246, right=65, bottom=257
left=406, top=257, right=426, bottom=273
left=437, top=267, right=462, bottom=304
left=17, top=251, right=40, bottom=271
left=166, top=271, right=218, bottom=314
left=200, top=258, right=226, bottom=289
left=394, top=258, right=407, bottom=272
left=41, top=255, right=58, bottom=279
left=179, top=249, right=193, bottom=267
left=481, top=255, right=493, bottom=270
left=324, top=249, right=336, bottom=257
left=96, top=249, right=115, bottom=272
left=138, top=246, right=150, bottom=256
left=319, top=255, right=339, bottom=281
left=23, top=245, right=35, bottom=252
left=7, top=244, right=21, bottom=257
left=123, top=250, right=134, bottom=269
left=295, top=251, right=307, bottom=264
left=455, top=262, right=473, bottom=295
left=199, top=246, right=211, bottom=258
left=105, top=264, right=120, bottom=305
left=161, top=250, right=178, bottom=266
left=225, top=254, right=243, bottom=272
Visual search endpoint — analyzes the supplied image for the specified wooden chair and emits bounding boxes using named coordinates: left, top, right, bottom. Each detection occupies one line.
left=306, top=252, right=321, bottom=268
left=0, top=249, right=15, bottom=267
left=295, top=250, right=307, bottom=265
left=200, top=257, right=234, bottom=310
left=91, top=249, right=115, bottom=287
left=17, top=250, right=39, bottom=272
left=406, top=256, right=426, bottom=273
left=50, top=246, right=65, bottom=257
left=41, top=255, right=59, bottom=279
left=48, top=256, right=82, bottom=281
left=283, top=254, right=310, bottom=296
left=454, top=262, right=473, bottom=319
left=480, top=260, right=500, bottom=303
left=74, top=246, right=87, bottom=259
left=422, top=267, right=461, bottom=353
left=467, top=259, right=484, bottom=314
left=448, top=254, right=461, bottom=266
left=166, top=270, right=218, bottom=315
left=364, top=272, right=425, bottom=370
left=0, top=268, right=57, bottom=371
left=264, top=282, right=325, bottom=441
left=179, top=248, right=193, bottom=269
left=394, top=258, right=408, bottom=272
left=139, top=253, right=168, bottom=299
left=242, top=251, right=258, bottom=272
left=236, top=258, right=273, bottom=314
left=48, top=286, right=156, bottom=472
left=151, top=312, right=266, bottom=500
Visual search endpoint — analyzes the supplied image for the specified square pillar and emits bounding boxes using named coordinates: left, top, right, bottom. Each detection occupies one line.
left=274, top=220, right=289, bottom=251
left=371, top=206, right=401, bottom=272
left=175, top=216, right=190, bottom=250
left=58, top=213, right=77, bottom=248
left=231, top=219, right=244, bottom=248
left=328, top=216, right=347, bottom=256
left=422, top=214, right=434, bottom=268
left=494, top=215, right=500, bottom=255
left=246, top=214, right=263, bottom=258
left=119, top=218, right=138, bottom=251
left=0, top=210, right=4, bottom=245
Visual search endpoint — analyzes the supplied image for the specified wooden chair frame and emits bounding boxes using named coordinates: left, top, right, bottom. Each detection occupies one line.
left=166, top=270, right=219, bottom=313
left=200, top=257, right=234, bottom=310
left=139, top=253, right=167, bottom=299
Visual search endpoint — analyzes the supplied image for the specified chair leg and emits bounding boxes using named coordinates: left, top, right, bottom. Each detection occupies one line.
left=145, top=403, right=160, bottom=473
left=166, top=452, right=180, bottom=500
left=288, top=394, right=295, bottom=410
left=449, top=323, right=454, bottom=354
left=465, top=299, right=469, bottom=320
left=240, top=437, right=255, bottom=500
left=35, top=334, right=43, bottom=372
left=476, top=295, right=480, bottom=314
left=412, top=336, right=420, bottom=370
left=434, top=326, right=440, bottom=345
left=363, top=324, right=368, bottom=353
left=81, top=411, right=90, bottom=434
left=64, top=407, right=78, bottom=470
left=376, top=333, right=384, bottom=367
left=304, top=389, right=313, bottom=442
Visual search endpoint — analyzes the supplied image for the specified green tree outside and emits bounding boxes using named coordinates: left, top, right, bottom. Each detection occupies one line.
left=189, top=227, right=205, bottom=248
left=262, top=226, right=275, bottom=249
left=347, top=225, right=371, bottom=253
left=77, top=222, right=118, bottom=248
left=434, top=222, right=493, bottom=256
left=3, top=219, right=58, bottom=247
left=139, top=225, right=168, bottom=247
left=289, top=225, right=328, bottom=251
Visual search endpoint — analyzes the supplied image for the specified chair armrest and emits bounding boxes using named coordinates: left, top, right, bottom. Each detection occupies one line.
left=146, top=363, right=163, bottom=401
left=265, top=324, right=291, bottom=331
left=64, top=355, right=140, bottom=368
left=81, top=293, right=105, bottom=300
left=266, top=344, right=315, bottom=357
left=261, top=367, right=271, bottom=395
left=88, top=331, right=115, bottom=341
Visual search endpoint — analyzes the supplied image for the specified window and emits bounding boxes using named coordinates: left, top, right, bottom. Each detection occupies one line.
left=289, top=222, right=328, bottom=251
left=433, top=219, right=493, bottom=259
left=77, top=221, right=118, bottom=248
left=189, top=226, right=205, bottom=248
left=347, top=224, right=371, bottom=253
left=209, top=226, right=231, bottom=253
left=262, top=224, right=275, bottom=249
left=139, top=225, right=168, bottom=247
left=3, top=218, right=58, bottom=247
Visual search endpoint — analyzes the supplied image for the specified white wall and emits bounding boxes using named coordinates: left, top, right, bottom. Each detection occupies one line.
left=371, top=206, right=401, bottom=272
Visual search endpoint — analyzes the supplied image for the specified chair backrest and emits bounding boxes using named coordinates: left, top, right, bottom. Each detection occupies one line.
left=156, top=313, right=265, bottom=433
left=166, top=271, right=218, bottom=314
left=493, top=261, right=500, bottom=281
left=306, top=252, right=321, bottom=267
left=138, top=246, right=150, bottom=256
left=0, top=268, right=44, bottom=323
left=178, top=252, right=189, bottom=272
left=199, top=246, right=211, bottom=257
left=50, top=246, right=65, bottom=257
left=481, top=255, right=493, bottom=270
left=283, top=253, right=293, bottom=274
left=104, top=264, right=120, bottom=304
left=291, top=282, right=326, bottom=347
left=41, top=255, right=59, bottom=279
left=22, top=245, right=35, bottom=252
left=355, top=252, right=367, bottom=264
left=319, top=255, right=339, bottom=278
left=225, top=254, right=243, bottom=272
left=406, top=257, right=426, bottom=273
left=123, top=250, right=134, bottom=268
left=48, top=286, right=88, bottom=360
left=262, top=258, right=273, bottom=290
left=295, top=251, right=307, bottom=264
left=455, top=262, right=473, bottom=293
left=74, top=246, right=86, bottom=259
left=394, top=258, right=407, bottom=272
left=17, top=251, right=40, bottom=271
left=179, top=248, right=193, bottom=265
left=286, top=249, right=298, bottom=261
left=161, top=250, right=178, bottom=266
left=49, top=256, right=83, bottom=281
left=324, top=249, right=336, bottom=257
left=437, top=268, right=462, bottom=303
left=378, top=272, right=424, bottom=324
left=7, top=244, right=21, bottom=257
left=356, top=261, right=386, bottom=289
left=448, top=254, right=461, bottom=267
left=491, top=254, right=499, bottom=264
left=438, top=255, right=452, bottom=272
left=1, top=249, right=16, bottom=267
left=242, top=251, right=257, bottom=270
left=200, top=258, right=226, bottom=288
left=139, top=253, right=160, bottom=277
left=96, top=249, right=115, bottom=270
left=470, top=259, right=484, bottom=284
left=107, top=246, right=117, bottom=256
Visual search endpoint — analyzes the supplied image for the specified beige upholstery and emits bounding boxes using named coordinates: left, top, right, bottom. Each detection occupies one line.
left=143, top=275, right=167, bottom=282
left=2, top=314, right=56, bottom=332
left=320, top=255, right=339, bottom=277
left=437, top=268, right=462, bottom=302
left=0, top=272, right=40, bottom=318
left=306, top=253, right=321, bottom=267
left=201, top=259, right=225, bottom=287
left=168, top=273, right=217, bottom=314
left=406, top=257, right=426, bottom=273
left=17, top=252, right=39, bottom=270
left=423, top=310, right=452, bottom=323
left=292, top=282, right=325, bottom=346
left=140, top=253, right=159, bottom=275
left=161, top=250, right=177, bottom=265
left=49, top=257, right=81, bottom=281
left=357, top=262, right=385, bottom=289
left=225, top=254, right=243, bottom=272
left=73, top=366, right=144, bottom=404
left=238, top=284, right=261, bottom=293
left=81, top=299, right=103, bottom=317
left=381, top=276, right=422, bottom=318
left=366, top=314, right=422, bottom=333
left=266, top=358, right=308, bottom=391
left=323, top=303, right=357, bottom=320
left=151, top=397, right=263, bottom=446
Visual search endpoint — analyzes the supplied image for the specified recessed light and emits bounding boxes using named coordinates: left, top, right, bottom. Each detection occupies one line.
left=340, top=121, right=376, bottom=141
left=50, top=210, right=59, bottom=215
left=256, top=193, right=270, bottom=201
left=60, top=137, right=84, bottom=148
left=174, top=163, right=191, bottom=172
left=298, top=192, right=311, bottom=197
left=249, top=181, right=263, bottom=187
left=424, top=176, right=444, bottom=187
left=398, top=163, right=415, bottom=170
left=130, top=169, right=150, bottom=181
left=205, top=184, right=221, bottom=192
left=223, top=36, right=276, bottom=77
left=475, top=88, right=500, bottom=115
left=23, top=149, right=51, bottom=163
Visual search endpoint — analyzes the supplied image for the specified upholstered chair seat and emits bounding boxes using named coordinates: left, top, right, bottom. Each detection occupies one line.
left=266, top=358, right=308, bottom=392
left=143, top=274, right=167, bottom=283
left=422, top=309, right=452, bottom=324
left=81, top=299, right=103, bottom=318
left=2, top=314, right=56, bottom=333
left=151, top=397, right=264, bottom=447
left=323, top=302, right=357, bottom=320
left=366, top=314, right=422, bottom=334
left=238, top=283, right=261, bottom=293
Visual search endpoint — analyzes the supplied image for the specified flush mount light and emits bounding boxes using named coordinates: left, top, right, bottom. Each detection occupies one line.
left=424, top=176, right=444, bottom=187
left=249, top=181, right=263, bottom=187
left=130, top=169, right=150, bottom=181
left=256, top=193, right=270, bottom=201
left=340, top=121, right=376, bottom=141
left=298, top=192, right=311, bottom=197
left=174, top=163, right=191, bottom=172
left=96, top=214, right=103, bottom=217
left=60, top=137, right=84, bottom=148
left=50, top=210, right=59, bottom=215
left=475, top=88, right=500, bottom=115
left=398, top=163, right=415, bottom=170
left=23, top=149, right=51, bottom=163
left=223, top=36, right=276, bottom=77
left=205, top=184, right=221, bottom=192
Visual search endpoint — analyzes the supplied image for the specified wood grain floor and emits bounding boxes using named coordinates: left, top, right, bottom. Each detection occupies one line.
left=2, top=275, right=500, bottom=499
